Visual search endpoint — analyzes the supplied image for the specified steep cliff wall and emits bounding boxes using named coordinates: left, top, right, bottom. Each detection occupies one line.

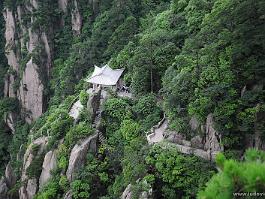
left=2, top=0, right=86, bottom=123
left=3, top=1, right=52, bottom=123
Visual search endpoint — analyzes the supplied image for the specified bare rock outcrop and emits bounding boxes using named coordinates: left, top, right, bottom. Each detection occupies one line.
left=3, top=0, right=53, bottom=123
left=166, top=131, right=186, bottom=145
left=39, top=150, right=57, bottom=189
left=66, top=133, right=98, bottom=181
left=121, top=183, right=152, bottom=199
left=121, top=184, right=132, bottom=199
left=254, top=104, right=265, bottom=150
left=19, top=58, right=44, bottom=123
left=71, top=0, right=82, bottom=35
left=64, top=190, right=73, bottom=199
left=191, top=135, right=203, bottom=149
left=3, top=8, right=18, bottom=98
left=0, top=163, right=17, bottom=199
left=5, top=162, right=16, bottom=188
left=4, top=112, right=17, bottom=133
left=25, top=178, right=38, bottom=199
left=58, top=0, right=68, bottom=13
left=19, top=137, right=48, bottom=199
left=189, top=116, right=200, bottom=131
left=3, top=8, right=19, bottom=72
left=204, top=114, right=223, bottom=154
left=0, top=177, right=8, bottom=199
left=87, top=89, right=101, bottom=120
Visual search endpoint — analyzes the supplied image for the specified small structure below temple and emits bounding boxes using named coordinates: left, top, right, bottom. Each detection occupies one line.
left=86, top=64, right=124, bottom=90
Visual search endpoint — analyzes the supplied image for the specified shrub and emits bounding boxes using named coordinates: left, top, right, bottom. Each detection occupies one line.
left=65, top=122, right=93, bottom=147
left=146, top=145, right=216, bottom=198
left=133, top=94, right=159, bottom=119
left=26, top=154, right=45, bottom=178
left=120, top=119, right=141, bottom=142
left=35, top=180, right=60, bottom=199
left=79, top=90, right=89, bottom=106
left=71, top=180, right=90, bottom=199
left=59, top=175, right=69, bottom=192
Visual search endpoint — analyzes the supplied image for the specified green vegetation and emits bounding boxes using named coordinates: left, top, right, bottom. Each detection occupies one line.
left=79, top=90, right=89, bottom=106
left=146, top=145, right=216, bottom=198
left=0, top=0, right=264, bottom=198
left=199, top=149, right=265, bottom=199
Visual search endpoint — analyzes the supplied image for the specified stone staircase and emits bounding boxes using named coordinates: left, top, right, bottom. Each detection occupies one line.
left=93, top=107, right=107, bottom=145
left=98, top=131, right=106, bottom=144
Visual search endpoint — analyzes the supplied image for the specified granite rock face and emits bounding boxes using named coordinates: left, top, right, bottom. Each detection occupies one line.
left=87, top=89, right=101, bottom=120
left=204, top=114, right=223, bottom=153
left=19, top=137, right=48, bottom=199
left=121, top=184, right=132, bottom=199
left=71, top=0, right=82, bottom=35
left=39, top=150, right=57, bottom=189
left=58, top=0, right=68, bottom=13
left=191, top=135, right=203, bottom=149
left=5, top=162, right=16, bottom=188
left=0, top=177, right=8, bottom=199
left=19, top=58, right=45, bottom=123
left=4, top=112, right=17, bottom=133
left=64, top=190, right=73, bottom=199
left=66, top=133, right=98, bottom=181
left=3, top=0, right=52, bottom=123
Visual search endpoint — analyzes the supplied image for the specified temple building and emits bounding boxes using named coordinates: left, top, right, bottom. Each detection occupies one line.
left=86, top=64, right=124, bottom=90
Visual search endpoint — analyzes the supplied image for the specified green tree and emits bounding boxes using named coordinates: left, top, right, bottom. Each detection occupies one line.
left=199, top=149, right=265, bottom=199
left=146, top=145, right=215, bottom=198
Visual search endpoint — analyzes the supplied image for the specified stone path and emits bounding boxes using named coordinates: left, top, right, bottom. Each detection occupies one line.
left=147, top=119, right=168, bottom=144
left=146, top=117, right=219, bottom=162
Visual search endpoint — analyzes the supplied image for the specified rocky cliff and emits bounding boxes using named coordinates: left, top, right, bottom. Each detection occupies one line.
left=3, top=0, right=84, bottom=124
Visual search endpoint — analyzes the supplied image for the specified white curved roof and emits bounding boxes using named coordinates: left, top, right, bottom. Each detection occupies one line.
left=86, top=64, right=124, bottom=86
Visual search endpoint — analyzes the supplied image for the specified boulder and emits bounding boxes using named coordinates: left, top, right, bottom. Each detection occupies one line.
left=182, top=140, right=191, bottom=147
left=39, top=150, right=57, bottom=189
left=66, top=133, right=98, bottom=181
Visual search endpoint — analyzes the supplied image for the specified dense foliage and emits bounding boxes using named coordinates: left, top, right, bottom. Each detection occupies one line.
left=0, top=0, right=264, bottom=198
left=146, top=145, right=215, bottom=198
left=199, top=149, right=265, bottom=199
